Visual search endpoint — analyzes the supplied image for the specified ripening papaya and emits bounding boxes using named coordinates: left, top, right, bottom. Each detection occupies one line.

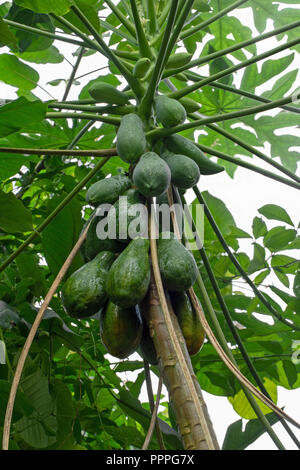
left=164, top=134, right=224, bottom=175
left=116, top=113, right=147, bottom=163
left=83, top=214, right=123, bottom=262
left=157, top=232, right=198, bottom=292
left=100, top=301, right=143, bottom=359
left=132, top=152, right=171, bottom=197
left=107, top=188, right=147, bottom=243
left=88, top=81, right=130, bottom=105
left=170, top=291, right=205, bottom=356
left=85, top=174, right=131, bottom=207
left=161, top=149, right=200, bottom=189
left=105, top=237, right=151, bottom=308
left=154, top=95, right=186, bottom=128
left=61, top=251, right=115, bottom=318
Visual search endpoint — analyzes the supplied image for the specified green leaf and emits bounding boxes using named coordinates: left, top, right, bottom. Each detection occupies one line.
left=228, top=377, right=277, bottom=420
left=258, top=204, right=294, bottom=227
left=0, top=190, right=33, bottom=233
left=252, top=217, right=267, bottom=239
left=14, top=0, right=72, bottom=15
left=42, top=195, right=83, bottom=277
left=293, top=271, right=300, bottom=299
left=0, top=97, right=47, bottom=138
left=0, top=53, right=39, bottom=90
left=16, top=45, right=64, bottom=64
left=15, top=369, right=57, bottom=448
left=0, top=379, right=34, bottom=423
left=248, top=243, right=266, bottom=274
left=0, top=16, right=17, bottom=48
left=0, top=301, right=20, bottom=328
left=264, top=227, right=297, bottom=252
left=222, top=412, right=280, bottom=450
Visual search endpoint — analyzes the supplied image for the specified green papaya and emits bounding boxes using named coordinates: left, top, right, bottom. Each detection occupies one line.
left=61, top=251, right=115, bottom=318
left=86, top=174, right=131, bottom=207
left=154, top=95, right=186, bottom=128
left=157, top=232, right=198, bottom=292
left=100, top=301, right=143, bottom=359
left=164, top=134, right=224, bottom=175
left=83, top=214, right=123, bottom=262
left=105, top=238, right=151, bottom=307
left=179, top=97, right=200, bottom=113
left=161, top=150, right=200, bottom=189
left=88, top=81, right=129, bottom=105
left=116, top=113, right=147, bottom=164
left=132, top=152, right=171, bottom=197
left=107, top=188, right=147, bottom=243
left=170, top=291, right=205, bottom=356
left=133, top=57, right=151, bottom=78
left=166, top=52, right=193, bottom=69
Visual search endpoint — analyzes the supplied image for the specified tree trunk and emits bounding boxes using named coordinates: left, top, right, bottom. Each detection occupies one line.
left=140, top=274, right=219, bottom=451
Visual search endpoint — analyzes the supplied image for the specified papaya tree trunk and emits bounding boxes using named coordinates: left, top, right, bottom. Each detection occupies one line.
left=141, top=274, right=219, bottom=450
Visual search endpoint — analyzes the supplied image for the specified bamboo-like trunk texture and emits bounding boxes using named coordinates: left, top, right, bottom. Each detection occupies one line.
left=140, top=275, right=219, bottom=451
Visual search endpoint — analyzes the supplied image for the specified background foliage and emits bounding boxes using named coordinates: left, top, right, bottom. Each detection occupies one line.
left=0, top=0, right=299, bottom=450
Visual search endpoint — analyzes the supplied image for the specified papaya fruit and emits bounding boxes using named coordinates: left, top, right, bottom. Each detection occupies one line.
left=107, top=188, right=147, bottom=243
left=133, top=57, right=151, bottom=78
left=170, top=291, right=205, bottom=356
left=100, top=301, right=143, bottom=359
left=166, top=52, right=193, bottom=69
left=164, top=134, right=224, bottom=175
left=179, top=97, right=200, bottom=113
left=161, top=150, right=200, bottom=189
left=61, top=251, right=115, bottom=318
left=157, top=232, right=198, bottom=292
left=132, top=152, right=171, bottom=197
left=116, top=113, right=147, bottom=164
left=154, top=95, right=186, bottom=128
left=105, top=237, right=151, bottom=308
left=83, top=214, right=123, bottom=262
left=86, top=174, right=131, bottom=207
left=88, top=81, right=130, bottom=105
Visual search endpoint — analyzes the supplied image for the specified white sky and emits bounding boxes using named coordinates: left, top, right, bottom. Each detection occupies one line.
left=0, top=0, right=299, bottom=450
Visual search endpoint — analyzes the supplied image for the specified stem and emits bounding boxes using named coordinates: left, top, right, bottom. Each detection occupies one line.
left=139, top=0, right=179, bottom=120
left=146, top=0, right=158, bottom=35
left=48, top=102, right=134, bottom=115
left=161, top=0, right=195, bottom=72
left=0, top=147, right=117, bottom=157
left=0, top=157, right=111, bottom=275
left=180, top=191, right=300, bottom=449
left=143, top=360, right=165, bottom=450
left=194, top=142, right=300, bottom=191
left=168, top=37, right=300, bottom=101
left=46, top=112, right=121, bottom=126
left=2, top=220, right=91, bottom=451
left=129, top=0, right=153, bottom=58
left=69, top=5, right=143, bottom=98
left=193, top=187, right=300, bottom=332
left=142, top=375, right=164, bottom=450
left=104, top=0, right=137, bottom=37
left=180, top=0, right=250, bottom=40
left=62, top=46, right=85, bottom=102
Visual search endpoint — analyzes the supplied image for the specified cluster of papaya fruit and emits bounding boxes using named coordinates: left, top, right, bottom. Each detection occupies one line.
left=60, top=81, right=224, bottom=363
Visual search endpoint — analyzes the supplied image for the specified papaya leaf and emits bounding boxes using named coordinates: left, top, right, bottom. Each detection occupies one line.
left=14, top=0, right=72, bottom=15
left=222, top=412, right=280, bottom=450
left=0, top=97, right=47, bottom=138
left=0, top=190, right=33, bottom=233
